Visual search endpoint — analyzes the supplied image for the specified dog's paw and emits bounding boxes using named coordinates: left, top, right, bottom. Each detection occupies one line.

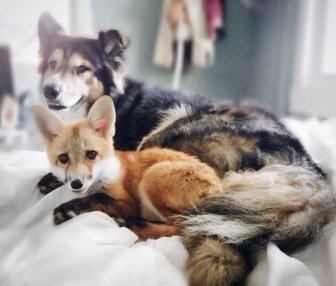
left=53, top=199, right=89, bottom=225
left=38, top=173, right=64, bottom=194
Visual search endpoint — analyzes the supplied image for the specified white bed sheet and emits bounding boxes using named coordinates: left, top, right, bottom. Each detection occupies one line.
left=0, top=118, right=335, bottom=286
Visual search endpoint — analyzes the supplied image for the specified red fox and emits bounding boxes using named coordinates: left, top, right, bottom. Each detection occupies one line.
left=33, top=96, right=224, bottom=239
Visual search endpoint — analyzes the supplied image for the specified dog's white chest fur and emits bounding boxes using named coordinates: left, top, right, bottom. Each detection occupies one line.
left=54, top=105, right=88, bottom=122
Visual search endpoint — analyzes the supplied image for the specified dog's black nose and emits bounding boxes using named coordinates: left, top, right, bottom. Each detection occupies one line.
left=43, top=85, right=60, bottom=100
left=71, top=180, right=83, bottom=190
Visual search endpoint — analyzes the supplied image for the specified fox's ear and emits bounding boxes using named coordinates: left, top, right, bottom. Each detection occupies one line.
left=33, top=105, right=63, bottom=143
left=87, top=96, right=116, bottom=137
left=38, top=12, right=64, bottom=53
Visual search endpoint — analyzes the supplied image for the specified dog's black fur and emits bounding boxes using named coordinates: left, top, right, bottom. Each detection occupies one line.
left=37, top=12, right=335, bottom=286
left=114, top=80, right=324, bottom=177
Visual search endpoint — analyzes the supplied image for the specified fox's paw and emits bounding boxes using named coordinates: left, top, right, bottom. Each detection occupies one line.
left=53, top=198, right=89, bottom=225
left=38, top=173, right=64, bottom=194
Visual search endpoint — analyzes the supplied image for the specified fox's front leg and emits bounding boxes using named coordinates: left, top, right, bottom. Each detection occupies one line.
left=53, top=192, right=138, bottom=225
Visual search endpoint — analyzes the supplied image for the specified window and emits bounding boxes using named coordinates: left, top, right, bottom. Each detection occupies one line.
left=290, top=0, right=336, bottom=117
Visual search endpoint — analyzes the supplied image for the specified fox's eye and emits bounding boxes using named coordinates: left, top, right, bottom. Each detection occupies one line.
left=48, top=60, right=56, bottom=70
left=59, top=153, right=69, bottom=164
left=75, top=65, right=90, bottom=75
left=86, top=150, right=97, bottom=160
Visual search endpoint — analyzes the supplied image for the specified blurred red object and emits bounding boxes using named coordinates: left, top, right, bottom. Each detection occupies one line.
left=203, top=0, right=223, bottom=39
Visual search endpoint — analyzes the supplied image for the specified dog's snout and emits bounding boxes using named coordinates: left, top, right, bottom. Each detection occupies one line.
left=43, top=85, right=60, bottom=100
left=71, top=179, right=83, bottom=190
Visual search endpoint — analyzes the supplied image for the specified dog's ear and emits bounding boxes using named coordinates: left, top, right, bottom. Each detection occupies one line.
left=38, top=12, right=64, bottom=53
left=33, top=105, right=63, bottom=143
left=87, top=96, right=116, bottom=137
left=98, top=30, right=130, bottom=94
left=98, top=30, right=130, bottom=55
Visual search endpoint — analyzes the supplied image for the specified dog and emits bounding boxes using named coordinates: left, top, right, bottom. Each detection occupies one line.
left=37, top=12, right=335, bottom=286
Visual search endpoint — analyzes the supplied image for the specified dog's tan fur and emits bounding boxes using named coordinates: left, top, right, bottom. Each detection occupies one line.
left=184, top=236, right=247, bottom=286
left=43, top=48, right=64, bottom=78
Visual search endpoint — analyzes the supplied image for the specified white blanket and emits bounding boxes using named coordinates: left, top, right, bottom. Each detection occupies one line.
left=0, top=118, right=335, bottom=286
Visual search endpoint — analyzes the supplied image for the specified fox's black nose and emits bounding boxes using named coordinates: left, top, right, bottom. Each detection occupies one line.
left=71, top=180, right=83, bottom=190
left=43, top=85, right=60, bottom=100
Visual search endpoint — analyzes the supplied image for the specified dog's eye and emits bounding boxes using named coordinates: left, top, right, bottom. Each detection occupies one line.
left=75, top=65, right=90, bottom=75
left=86, top=150, right=97, bottom=160
left=59, top=153, right=69, bottom=164
left=48, top=60, right=56, bottom=70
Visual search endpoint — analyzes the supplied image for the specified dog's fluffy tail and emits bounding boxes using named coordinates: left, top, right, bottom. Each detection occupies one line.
left=181, top=164, right=335, bottom=286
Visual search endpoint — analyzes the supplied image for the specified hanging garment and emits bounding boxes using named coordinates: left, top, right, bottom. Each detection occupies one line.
left=203, top=0, right=223, bottom=40
left=153, top=0, right=215, bottom=69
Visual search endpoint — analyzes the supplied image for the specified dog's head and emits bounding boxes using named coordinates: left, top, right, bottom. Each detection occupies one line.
left=38, top=12, right=129, bottom=111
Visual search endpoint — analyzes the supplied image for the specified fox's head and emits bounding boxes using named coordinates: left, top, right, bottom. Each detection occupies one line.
left=34, top=96, right=120, bottom=193
left=38, top=12, right=129, bottom=112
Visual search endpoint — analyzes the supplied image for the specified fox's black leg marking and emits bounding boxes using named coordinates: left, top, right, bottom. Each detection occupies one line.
left=121, top=217, right=180, bottom=239
left=115, top=217, right=180, bottom=239
left=123, top=217, right=148, bottom=228
left=53, top=193, right=117, bottom=225
left=37, top=172, right=64, bottom=194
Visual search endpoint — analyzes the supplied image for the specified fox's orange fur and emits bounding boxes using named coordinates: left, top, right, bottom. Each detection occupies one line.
left=34, top=96, right=222, bottom=239
left=110, top=148, right=222, bottom=238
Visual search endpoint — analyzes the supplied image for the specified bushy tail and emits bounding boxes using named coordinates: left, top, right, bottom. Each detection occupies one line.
left=181, top=164, right=335, bottom=285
